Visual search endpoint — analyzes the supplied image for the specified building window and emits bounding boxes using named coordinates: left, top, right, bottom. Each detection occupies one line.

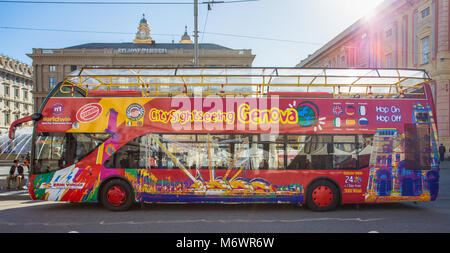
left=386, top=53, right=393, bottom=68
left=346, top=47, right=356, bottom=67
left=421, top=7, right=430, bottom=18
left=385, top=29, right=392, bottom=38
left=421, top=36, right=430, bottom=64
left=5, top=113, right=9, bottom=124
left=14, top=87, right=19, bottom=98
left=49, top=65, right=56, bottom=72
left=4, top=85, right=9, bottom=96
left=70, top=65, right=77, bottom=72
left=23, top=90, right=28, bottom=99
left=49, top=77, right=56, bottom=89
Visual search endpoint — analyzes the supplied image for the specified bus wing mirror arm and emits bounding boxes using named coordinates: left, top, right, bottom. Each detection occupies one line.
left=9, top=113, right=42, bottom=139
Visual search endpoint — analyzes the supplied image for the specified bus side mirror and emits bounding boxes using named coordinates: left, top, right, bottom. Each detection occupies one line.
left=31, top=113, right=42, bottom=121
left=10, top=126, right=15, bottom=140
left=9, top=113, right=42, bottom=139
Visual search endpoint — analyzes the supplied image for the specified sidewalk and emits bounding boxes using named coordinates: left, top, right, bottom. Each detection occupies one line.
left=0, top=178, right=30, bottom=200
left=441, top=160, right=450, bottom=170
left=1, top=161, right=449, bottom=201
left=0, top=189, right=29, bottom=200
left=0, top=164, right=30, bottom=200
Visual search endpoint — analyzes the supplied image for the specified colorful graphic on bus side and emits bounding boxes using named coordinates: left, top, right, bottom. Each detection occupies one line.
left=29, top=96, right=439, bottom=207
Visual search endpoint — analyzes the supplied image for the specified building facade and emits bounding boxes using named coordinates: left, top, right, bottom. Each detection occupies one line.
left=0, top=55, right=34, bottom=135
left=297, top=0, right=450, bottom=151
left=28, top=14, right=255, bottom=112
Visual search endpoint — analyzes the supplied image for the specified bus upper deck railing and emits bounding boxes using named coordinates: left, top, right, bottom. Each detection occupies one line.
left=57, top=67, right=431, bottom=98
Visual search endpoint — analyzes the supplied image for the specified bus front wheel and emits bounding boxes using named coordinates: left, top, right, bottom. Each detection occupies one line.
left=100, top=179, right=134, bottom=211
left=306, top=179, right=340, bottom=211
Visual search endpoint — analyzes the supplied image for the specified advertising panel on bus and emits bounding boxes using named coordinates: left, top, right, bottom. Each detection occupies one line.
left=36, top=96, right=428, bottom=134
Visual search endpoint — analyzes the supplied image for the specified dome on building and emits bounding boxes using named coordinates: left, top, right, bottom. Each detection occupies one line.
left=180, top=25, right=193, bottom=44
left=140, top=13, right=148, bottom=24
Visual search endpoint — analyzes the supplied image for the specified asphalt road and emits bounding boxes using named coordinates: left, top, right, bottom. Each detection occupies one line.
left=0, top=198, right=449, bottom=233
left=0, top=162, right=449, bottom=234
left=1, top=194, right=449, bottom=232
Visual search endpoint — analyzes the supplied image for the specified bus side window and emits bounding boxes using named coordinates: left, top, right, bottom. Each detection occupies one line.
left=331, top=135, right=356, bottom=170
left=34, top=133, right=65, bottom=173
left=405, top=124, right=431, bottom=170
left=333, top=143, right=357, bottom=170
left=286, top=135, right=332, bottom=170
left=309, top=136, right=333, bottom=170
left=62, top=133, right=76, bottom=167
left=287, top=155, right=310, bottom=170
left=104, top=136, right=142, bottom=169
left=34, top=133, right=112, bottom=173
left=357, top=134, right=373, bottom=169
left=118, top=152, right=129, bottom=168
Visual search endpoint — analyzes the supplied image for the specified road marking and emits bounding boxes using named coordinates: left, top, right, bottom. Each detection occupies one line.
left=0, top=216, right=385, bottom=228
left=96, top=217, right=384, bottom=226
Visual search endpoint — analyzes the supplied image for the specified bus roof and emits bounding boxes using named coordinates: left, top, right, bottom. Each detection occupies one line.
left=59, top=67, right=431, bottom=98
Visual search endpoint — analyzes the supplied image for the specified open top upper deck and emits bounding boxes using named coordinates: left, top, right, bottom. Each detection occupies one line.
left=57, top=67, right=431, bottom=98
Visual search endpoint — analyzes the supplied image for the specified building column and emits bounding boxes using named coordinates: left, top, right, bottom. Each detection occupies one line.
left=435, top=80, right=450, bottom=150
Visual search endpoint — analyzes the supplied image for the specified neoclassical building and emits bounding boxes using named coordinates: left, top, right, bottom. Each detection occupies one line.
left=0, top=55, right=34, bottom=135
left=28, top=14, right=255, bottom=111
left=297, top=0, right=450, bottom=152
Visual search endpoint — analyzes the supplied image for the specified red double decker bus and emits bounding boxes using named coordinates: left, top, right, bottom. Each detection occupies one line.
left=10, top=67, right=440, bottom=211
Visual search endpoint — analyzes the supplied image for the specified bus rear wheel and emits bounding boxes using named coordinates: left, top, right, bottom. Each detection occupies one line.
left=306, top=179, right=339, bottom=211
left=100, top=179, right=134, bottom=211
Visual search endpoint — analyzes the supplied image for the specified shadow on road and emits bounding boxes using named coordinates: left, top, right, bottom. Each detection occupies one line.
left=29, top=201, right=427, bottom=213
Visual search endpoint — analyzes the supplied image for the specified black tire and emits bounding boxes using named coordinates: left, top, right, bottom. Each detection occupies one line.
left=100, top=179, right=134, bottom=211
left=306, top=179, right=340, bottom=212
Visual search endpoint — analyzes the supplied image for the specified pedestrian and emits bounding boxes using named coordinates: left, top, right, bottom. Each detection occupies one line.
left=6, top=160, right=24, bottom=190
left=25, top=152, right=30, bottom=165
left=24, top=152, right=30, bottom=170
left=439, top=144, right=446, bottom=162
left=23, top=152, right=31, bottom=190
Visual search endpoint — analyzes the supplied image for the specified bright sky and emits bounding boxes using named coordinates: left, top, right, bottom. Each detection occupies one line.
left=0, top=0, right=385, bottom=67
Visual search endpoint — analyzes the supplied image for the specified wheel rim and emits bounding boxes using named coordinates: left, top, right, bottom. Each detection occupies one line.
left=312, top=186, right=334, bottom=207
left=106, top=185, right=126, bottom=206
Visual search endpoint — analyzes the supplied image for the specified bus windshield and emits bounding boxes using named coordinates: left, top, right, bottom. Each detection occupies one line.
left=34, top=132, right=111, bottom=174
